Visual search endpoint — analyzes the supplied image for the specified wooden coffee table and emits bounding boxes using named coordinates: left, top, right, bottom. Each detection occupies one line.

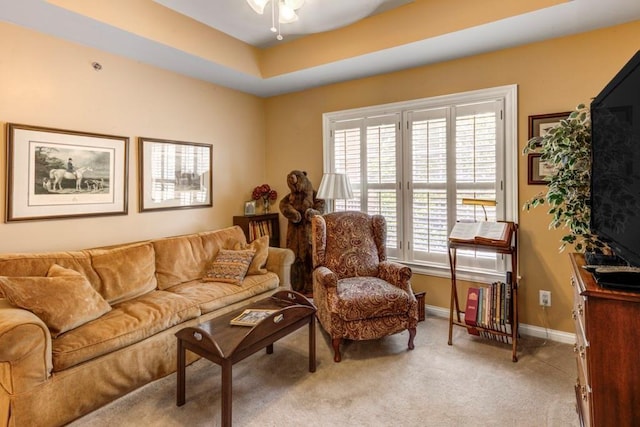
left=175, top=290, right=316, bottom=427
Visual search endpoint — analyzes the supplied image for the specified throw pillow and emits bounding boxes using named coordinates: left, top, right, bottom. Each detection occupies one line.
left=0, top=264, right=112, bottom=337
left=203, top=249, right=255, bottom=285
left=226, top=235, right=269, bottom=275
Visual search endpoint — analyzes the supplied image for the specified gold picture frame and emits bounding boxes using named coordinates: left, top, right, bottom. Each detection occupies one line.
left=5, top=123, right=129, bottom=222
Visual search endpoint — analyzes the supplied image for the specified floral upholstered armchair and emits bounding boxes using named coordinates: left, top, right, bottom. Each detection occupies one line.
left=311, top=211, right=418, bottom=362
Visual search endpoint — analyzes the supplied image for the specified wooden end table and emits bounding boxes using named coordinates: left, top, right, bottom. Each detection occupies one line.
left=175, top=290, right=316, bottom=427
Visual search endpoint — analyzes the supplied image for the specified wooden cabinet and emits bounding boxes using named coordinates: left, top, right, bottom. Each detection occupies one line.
left=233, top=213, right=280, bottom=247
left=447, top=221, right=519, bottom=362
left=569, top=253, right=640, bottom=426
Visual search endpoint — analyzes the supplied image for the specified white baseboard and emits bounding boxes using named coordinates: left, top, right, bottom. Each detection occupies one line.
left=425, top=304, right=576, bottom=345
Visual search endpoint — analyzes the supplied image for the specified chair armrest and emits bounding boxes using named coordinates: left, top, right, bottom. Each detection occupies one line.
left=312, top=266, right=340, bottom=314
left=0, top=300, right=52, bottom=394
left=313, top=266, right=338, bottom=289
left=379, top=261, right=413, bottom=293
left=265, top=247, right=295, bottom=289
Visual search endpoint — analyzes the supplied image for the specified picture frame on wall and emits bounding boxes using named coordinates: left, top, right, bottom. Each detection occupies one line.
left=244, top=200, right=256, bottom=216
left=528, top=153, right=554, bottom=185
left=138, top=137, right=212, bottom=212
left=5, top=123, right=129, bottom=222
left=528, top=111, right=572, bottom=141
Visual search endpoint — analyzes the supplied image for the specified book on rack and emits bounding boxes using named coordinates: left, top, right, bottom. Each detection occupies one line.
left=464, top=287, right=480, bottom=335
left=249, top=220, right=273, bottom=241
left=466, top=279, right=513, bottom=344
left=448, top=221, right=513, bottom=248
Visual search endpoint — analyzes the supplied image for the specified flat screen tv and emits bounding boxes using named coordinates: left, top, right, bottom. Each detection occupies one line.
left=590, top=50, right=640, bottom=276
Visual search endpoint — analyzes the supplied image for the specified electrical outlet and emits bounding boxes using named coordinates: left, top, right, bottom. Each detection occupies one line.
left=539, top=290, right=551, bottom=307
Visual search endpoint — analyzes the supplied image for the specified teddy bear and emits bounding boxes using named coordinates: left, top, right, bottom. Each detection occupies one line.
left=279, top=170, right=325, bottom=294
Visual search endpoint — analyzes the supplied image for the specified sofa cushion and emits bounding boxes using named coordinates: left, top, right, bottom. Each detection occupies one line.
left=52, top=290, right=200, bottom=371
left=152, top=228, right=248, bottom=290
left=0, top=264, right=111, bottom=338
left=203, top=249, right=255, bottom=285
left=228, top=235, right=269, bottom=275
left=152, top=234, right=208, bottom=290
left=166, top=272, right=279, bottom=314
left=198, top=226, right=247, bottom=259
left=336, top=277, right=412, bottom=321
left=86, top=243, right=157, bottom=304
left=0, top=251, right=101, bottom=296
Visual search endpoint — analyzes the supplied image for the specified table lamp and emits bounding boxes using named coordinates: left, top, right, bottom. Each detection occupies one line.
left=317, top=173, right=354, bottom=201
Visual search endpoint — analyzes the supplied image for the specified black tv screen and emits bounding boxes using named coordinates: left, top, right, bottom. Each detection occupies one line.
left=590, top=50, right=640, bottom=268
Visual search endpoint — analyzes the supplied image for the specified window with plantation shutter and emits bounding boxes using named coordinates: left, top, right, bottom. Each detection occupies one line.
left=323, top=85, right=518, bottom=282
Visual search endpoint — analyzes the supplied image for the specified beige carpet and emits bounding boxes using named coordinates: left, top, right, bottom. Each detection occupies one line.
left=69, top=316, right=578, bottom=426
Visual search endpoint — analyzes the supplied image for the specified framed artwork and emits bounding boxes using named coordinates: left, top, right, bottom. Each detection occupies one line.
left=5, top=123, right=129, bottom=222
left=528, top=111, right=571, bottom=141
left=244, top=201, right=256, bottom=216
left=138, top=137, right=212, bottom=212
left=528, top=153, right=554, bottom=185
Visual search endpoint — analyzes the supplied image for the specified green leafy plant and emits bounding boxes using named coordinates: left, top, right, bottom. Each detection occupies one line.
left=523, top=104, right=609, bottom=253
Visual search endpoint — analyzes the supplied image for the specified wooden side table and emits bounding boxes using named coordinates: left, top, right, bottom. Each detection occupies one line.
left=175, top=291, right=316, bottom=427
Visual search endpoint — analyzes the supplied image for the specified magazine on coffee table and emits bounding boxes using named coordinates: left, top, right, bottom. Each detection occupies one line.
left=230, top=308, right=278, bottom=326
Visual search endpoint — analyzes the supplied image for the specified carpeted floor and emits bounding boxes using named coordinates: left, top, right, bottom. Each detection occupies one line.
left=69, top=316, right=579, bottom=426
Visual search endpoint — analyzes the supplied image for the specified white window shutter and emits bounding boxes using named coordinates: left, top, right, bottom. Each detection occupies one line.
left=323, top=86, right=517, bottom=281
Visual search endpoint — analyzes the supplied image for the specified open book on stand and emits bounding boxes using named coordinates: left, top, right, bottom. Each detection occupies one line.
left=448, top=221, right=513, bottom=248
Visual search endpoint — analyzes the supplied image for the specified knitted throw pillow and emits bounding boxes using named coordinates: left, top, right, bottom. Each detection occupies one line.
left=203, top=249, right=255, bottom=285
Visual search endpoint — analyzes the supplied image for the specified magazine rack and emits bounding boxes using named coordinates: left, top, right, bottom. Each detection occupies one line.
left=447, top=221, right=519, bottom=362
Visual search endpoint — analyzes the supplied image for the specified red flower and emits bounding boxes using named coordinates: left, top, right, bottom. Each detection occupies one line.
left=252, top=184, right=277, bottom=202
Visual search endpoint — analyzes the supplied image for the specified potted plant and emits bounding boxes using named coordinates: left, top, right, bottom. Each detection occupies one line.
left=523, top=104, right=610, bottom=255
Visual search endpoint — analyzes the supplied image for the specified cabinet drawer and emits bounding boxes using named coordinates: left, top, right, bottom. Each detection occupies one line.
left=574, top=325, right=589, bottom=386
left=575, top=357, right=591, bottom=427
left=571, top=275, right=586, bottom=327
left=575, top=383, right=590, bottom=427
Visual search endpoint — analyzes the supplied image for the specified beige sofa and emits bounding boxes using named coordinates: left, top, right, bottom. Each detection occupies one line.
left=0, top=226, right=294, bottom=427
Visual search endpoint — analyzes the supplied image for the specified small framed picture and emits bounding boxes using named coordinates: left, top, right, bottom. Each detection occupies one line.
left=528, top=153, right=554, bottom=185
left=528, top=111, right=571, bottom=141
left=244, top=200, right=256, bottom=216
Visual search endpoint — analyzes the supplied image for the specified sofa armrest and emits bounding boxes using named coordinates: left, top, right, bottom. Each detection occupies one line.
left=0, top=300, right=52, bottom=394
left=265, top=247, right=295, bottom=289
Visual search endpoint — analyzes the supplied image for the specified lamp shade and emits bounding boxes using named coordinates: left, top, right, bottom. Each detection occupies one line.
left=316, top=173, right=354, bottom=200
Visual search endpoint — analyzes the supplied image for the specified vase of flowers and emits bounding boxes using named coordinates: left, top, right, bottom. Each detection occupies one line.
left=252, top=184, right=277, bottom=213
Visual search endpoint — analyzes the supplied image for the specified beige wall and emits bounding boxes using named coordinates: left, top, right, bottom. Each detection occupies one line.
left=265, top=20, right=640, bottom=333
left=0, top=22, right=266, bottom=253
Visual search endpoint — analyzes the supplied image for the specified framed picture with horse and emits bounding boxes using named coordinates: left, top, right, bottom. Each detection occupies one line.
left=5, top=123, right=129, bottom=222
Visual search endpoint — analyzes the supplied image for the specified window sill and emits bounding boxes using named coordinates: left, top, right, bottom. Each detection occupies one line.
left=403, top=261, right=506, bottom=284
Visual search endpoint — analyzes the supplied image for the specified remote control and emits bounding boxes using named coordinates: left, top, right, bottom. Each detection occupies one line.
left=594, top=265, right=640, bottom=274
